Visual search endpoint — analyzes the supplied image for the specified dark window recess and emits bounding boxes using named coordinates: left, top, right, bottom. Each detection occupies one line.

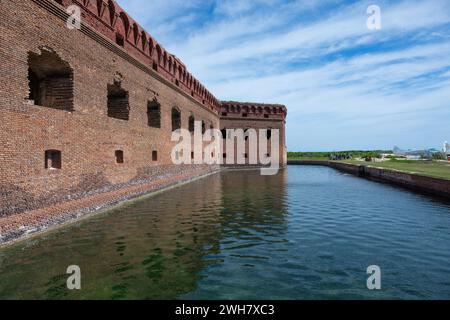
left=191, top=152, right=194, bottom=159
left=221, top=112, right=228, bottom=116
left=147, top=100, right=161, bottom=128
left=189, top=116, right=195, bottom=133
left=45, top=150, right=62, bottom=170
left=245, top=129, right=250, bottom=141
left=264, top=114, right=269, bottom=118
left=152, top=151, right=158, bottom=161
left=116, top=33, right=125, bottom=47
left=242, top=113, right=248, bottom=118
left=175, top=80, right=180, bottom=86
left=221, top=129, right=227, bottom=139
left=223, top=153, right=227, bottom=159
left=27, top=50, right=74, bottom=112
left=107, top=83, right=130, bottom=120
left=202, top=121, right=206, bottom=134
left=172, top=107, right=181, bottom=131
left=115, top=150, right=124, bottom=164
left=267, top=129, right=272, bottom=140
left=152, top=62, right=158, bottom=71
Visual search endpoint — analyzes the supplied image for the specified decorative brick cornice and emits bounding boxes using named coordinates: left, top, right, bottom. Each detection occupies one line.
left=221, top=101, right=287, bottom=120
left=32, top=0, right=288, bottom=119
left=49, top=0, right=221, bottom=113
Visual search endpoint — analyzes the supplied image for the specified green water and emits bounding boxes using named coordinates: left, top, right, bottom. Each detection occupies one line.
left=1, top=166, right=450, bottom=299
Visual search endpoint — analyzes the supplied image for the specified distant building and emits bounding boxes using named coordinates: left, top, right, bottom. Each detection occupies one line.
left=444, top=142, right=450, bottom=161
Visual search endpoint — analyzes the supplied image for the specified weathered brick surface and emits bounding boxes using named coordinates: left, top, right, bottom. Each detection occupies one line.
left=0, top=0, right=287, bottom=242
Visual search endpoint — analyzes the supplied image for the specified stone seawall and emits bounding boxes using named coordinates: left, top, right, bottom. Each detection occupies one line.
left=288, top=160, right=450, bottom=198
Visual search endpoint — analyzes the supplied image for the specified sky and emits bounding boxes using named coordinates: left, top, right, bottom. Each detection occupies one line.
left=116, top=0, right=450, bottom=152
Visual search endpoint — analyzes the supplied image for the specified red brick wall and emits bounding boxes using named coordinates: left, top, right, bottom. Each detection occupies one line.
left=43, top=76, right=75, bottom=111
left=220, top=102, right=287, bottom=167
left=0, top=0, right=221, bottom=217
left=0, top=0, right=287, bottom=218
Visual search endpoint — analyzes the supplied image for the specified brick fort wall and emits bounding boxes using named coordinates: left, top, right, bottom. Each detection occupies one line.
left=0, top=0, right=287, bottom=220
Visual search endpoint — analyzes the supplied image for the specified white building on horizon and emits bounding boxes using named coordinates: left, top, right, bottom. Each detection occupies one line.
left=443, top=141, right=450, bottom=154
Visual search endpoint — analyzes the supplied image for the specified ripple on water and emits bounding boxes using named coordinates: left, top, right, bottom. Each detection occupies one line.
left=1, top=166, right=450, bottom=299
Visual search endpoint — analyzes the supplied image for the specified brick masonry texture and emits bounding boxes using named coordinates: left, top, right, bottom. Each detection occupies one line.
left=0, top=0, right=287, bottom=243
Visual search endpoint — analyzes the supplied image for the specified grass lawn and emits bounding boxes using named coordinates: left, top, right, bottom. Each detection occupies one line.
left=341, top=160, right=450, bottom=180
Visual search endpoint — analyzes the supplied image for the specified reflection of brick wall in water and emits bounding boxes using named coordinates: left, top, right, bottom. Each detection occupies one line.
left=0, top=0, right=287, bottom=219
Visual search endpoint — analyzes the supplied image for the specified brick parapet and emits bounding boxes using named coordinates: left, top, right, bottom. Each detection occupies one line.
left=220, top=101, right=287, bottom=121
left=49, top=0, right=221, bottom=113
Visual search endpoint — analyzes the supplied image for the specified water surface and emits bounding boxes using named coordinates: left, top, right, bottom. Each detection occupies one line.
left=1, top=166, right=450, bottom=299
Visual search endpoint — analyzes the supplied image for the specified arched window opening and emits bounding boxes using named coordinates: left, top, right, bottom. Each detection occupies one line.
left=27, top=50, right=74, bottom=112
left=116, top=33, right=125, bottom=47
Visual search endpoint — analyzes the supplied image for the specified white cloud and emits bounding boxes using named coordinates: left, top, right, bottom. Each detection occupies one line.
left=117, top=0, right=450, bottom=151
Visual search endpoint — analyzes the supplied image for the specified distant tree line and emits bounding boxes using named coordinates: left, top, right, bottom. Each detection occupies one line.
left=288, top=150, right=392, bottom=160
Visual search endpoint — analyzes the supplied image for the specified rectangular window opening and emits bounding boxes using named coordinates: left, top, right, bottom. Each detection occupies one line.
left=147, top=101, right=161, bottom=128
left=115, top=150, right=124, bottom=164
left=45, top=150, right=62, bottom=170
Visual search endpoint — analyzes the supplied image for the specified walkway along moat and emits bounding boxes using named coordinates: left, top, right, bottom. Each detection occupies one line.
left=1, top=166, right=450, bottom=299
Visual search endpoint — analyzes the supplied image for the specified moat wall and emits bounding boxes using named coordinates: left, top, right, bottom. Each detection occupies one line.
left=288, top=161, right=450, bottom=198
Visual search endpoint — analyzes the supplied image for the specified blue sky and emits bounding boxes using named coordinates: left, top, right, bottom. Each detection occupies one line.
left=117, top=0, right=450, bottom=151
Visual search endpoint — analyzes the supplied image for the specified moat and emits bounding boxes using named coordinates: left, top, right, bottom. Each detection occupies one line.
left=1, top=166, right=450, bottom=300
